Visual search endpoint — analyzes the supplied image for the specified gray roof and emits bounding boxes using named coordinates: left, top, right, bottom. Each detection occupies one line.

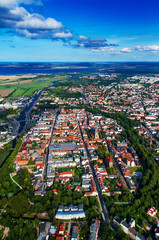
left=121, top=221, right=129, bottom=229
left=72, top=226, right=78, bottom=238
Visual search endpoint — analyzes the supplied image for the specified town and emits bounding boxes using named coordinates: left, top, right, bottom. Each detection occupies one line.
left=0, top=71, right=159, bottom=240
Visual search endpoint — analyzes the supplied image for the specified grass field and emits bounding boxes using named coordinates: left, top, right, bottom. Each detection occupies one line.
left=12, top=174, right=20, bottom=192
left=12, top=174, right=19, bottom=183
left=0, top=74, right=69, bottom=98
left=129, top=166, right=141, bottom=174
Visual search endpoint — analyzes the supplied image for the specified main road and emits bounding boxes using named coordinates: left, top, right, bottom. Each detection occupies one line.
left=78, top=119, right=111, bottom=224
left=42, top=110, right=58, bottom=182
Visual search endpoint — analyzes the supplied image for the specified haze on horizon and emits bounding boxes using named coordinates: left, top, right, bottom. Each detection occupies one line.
left=0, top=0, right=159, bottom=62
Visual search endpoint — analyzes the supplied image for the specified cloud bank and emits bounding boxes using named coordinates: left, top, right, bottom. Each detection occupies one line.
left=71, top=35, right=118, bottom=51
left=0, top=0, right=72, bottom=40
left=0, top=0, right=158, bottom=55
left=0, top=0, right=118, bottom=50
left=134, top=45, right=159, bottom=52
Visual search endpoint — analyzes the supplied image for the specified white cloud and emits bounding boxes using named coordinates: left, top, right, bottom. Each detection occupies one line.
left=0, top=0, right=74, bottom=41
left=10, top=6, right=29, bottom=17
left=53, top=32, right=73, bottom=39
left=120, top=47, right=131, bottom=53
left=91, top=46, right=111, bottom=52
left=91, top=47, right=132, bottom=55
left=134, top=45, right=159, bottom=52
left=16, top=28, right=38, bottom=38
left=16, top=15, right=63, bottom=30
left=0, top=0, right=38, bottom=8
left=0, top=0, right=20, bottom=8
left=78, top=35, right=88, bottom=40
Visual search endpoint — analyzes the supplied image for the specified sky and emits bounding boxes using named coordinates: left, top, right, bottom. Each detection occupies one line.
left=0, top=0, right=159, bottom=62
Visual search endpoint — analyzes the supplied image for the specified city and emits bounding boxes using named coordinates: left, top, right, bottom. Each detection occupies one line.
left=0, top=69, right=159, bottom=239
left=0, top=0, right=159, bottom=239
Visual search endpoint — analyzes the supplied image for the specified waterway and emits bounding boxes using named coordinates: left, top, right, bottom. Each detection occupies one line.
left=17, top=90, right=42, bottom=135
left=0, top=90, right=43, bottom=168
left=0, top=81, right=56, bottom=168
left=17, top=80, right=57, bottom=135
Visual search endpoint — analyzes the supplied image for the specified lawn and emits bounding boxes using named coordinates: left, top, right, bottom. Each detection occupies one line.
left=129, top=166, right=141, bottom=174
left=12, top=174, right=19, bottom=183
left=12, top=175, right=20, bottom=192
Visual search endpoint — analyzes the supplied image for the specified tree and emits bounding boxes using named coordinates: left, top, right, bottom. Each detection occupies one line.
left=8, top=193, right=30, bottom=215
left=99, top=222, right=114, bottom=240
left=116, top=226, right=129, bottom=240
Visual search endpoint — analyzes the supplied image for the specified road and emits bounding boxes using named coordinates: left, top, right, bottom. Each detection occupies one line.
left=100, top=121, right=129, bottom=189
left=42, top=110, right=58, bottom=182
left=142, top=122, right=159, bottom=143
left=89, top=160, right=110, bottom=223
left=78, top=119, right=111, bottom=225
left=141, top=100, right=159, bottom=145
left=112, top=156, right=128, bottom=189
left=66, top=220, right=71, bottom=239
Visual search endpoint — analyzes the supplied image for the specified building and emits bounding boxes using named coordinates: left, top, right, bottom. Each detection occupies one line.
left=105, top=156, right=113, bottom=168
left=147, top=207, right=157, bottom=217
left=55, top=204, right=85, bottom=220
left=37, top=222, right=46, bottom=240
left=71, top=226, right=79, bottom=240
left=89, top=219, right=100, bottom=240
left=155, top=225, right=159, bottom=239
left=94, top=123, right=99, bottom=140
left=114, top=217, right=145, bottom=240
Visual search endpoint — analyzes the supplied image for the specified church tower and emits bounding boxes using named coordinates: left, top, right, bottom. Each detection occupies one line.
left=94, top=122, right=99, bottom=139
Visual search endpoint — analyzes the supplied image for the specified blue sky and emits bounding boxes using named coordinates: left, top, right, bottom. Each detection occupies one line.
left=0, top=0, right=159, bottom=62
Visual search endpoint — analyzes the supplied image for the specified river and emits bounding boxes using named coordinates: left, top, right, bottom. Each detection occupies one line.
left=17, top=90, right=42, bottom=135
left=17, top=80, right=58, bottom=135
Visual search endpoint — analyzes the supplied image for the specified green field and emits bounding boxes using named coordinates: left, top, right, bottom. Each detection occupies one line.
left=129, top=166, right=141, bottom=174
left=12, top=174, right=20, bottom=192
left=0, top=74, right=69, bottom=98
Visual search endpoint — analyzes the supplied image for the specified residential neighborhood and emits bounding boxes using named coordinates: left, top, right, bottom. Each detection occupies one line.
left=0, top=70, right=159, bottom=240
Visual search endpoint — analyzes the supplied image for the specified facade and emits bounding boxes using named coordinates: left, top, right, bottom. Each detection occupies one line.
left=55, top=204, right=85, bottom=220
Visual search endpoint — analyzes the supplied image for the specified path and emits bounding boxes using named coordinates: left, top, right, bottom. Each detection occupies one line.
left=10, top=173, right=22, bottom=190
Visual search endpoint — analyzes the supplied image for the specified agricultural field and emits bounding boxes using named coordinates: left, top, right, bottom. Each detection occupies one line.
left=0, top=74, right=69, bottom=98
left=0, top=74, right=37, bottom=84
left=0, top=90, right=13, bottom=97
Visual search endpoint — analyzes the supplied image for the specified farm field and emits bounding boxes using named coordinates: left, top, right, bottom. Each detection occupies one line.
left=0, top=74, right=37, bottom=83
left=0, top=74, right=69, bottom=97
left=0, top=79, right=33, bottom=86
left=0, top=90, right=14, bottom=97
